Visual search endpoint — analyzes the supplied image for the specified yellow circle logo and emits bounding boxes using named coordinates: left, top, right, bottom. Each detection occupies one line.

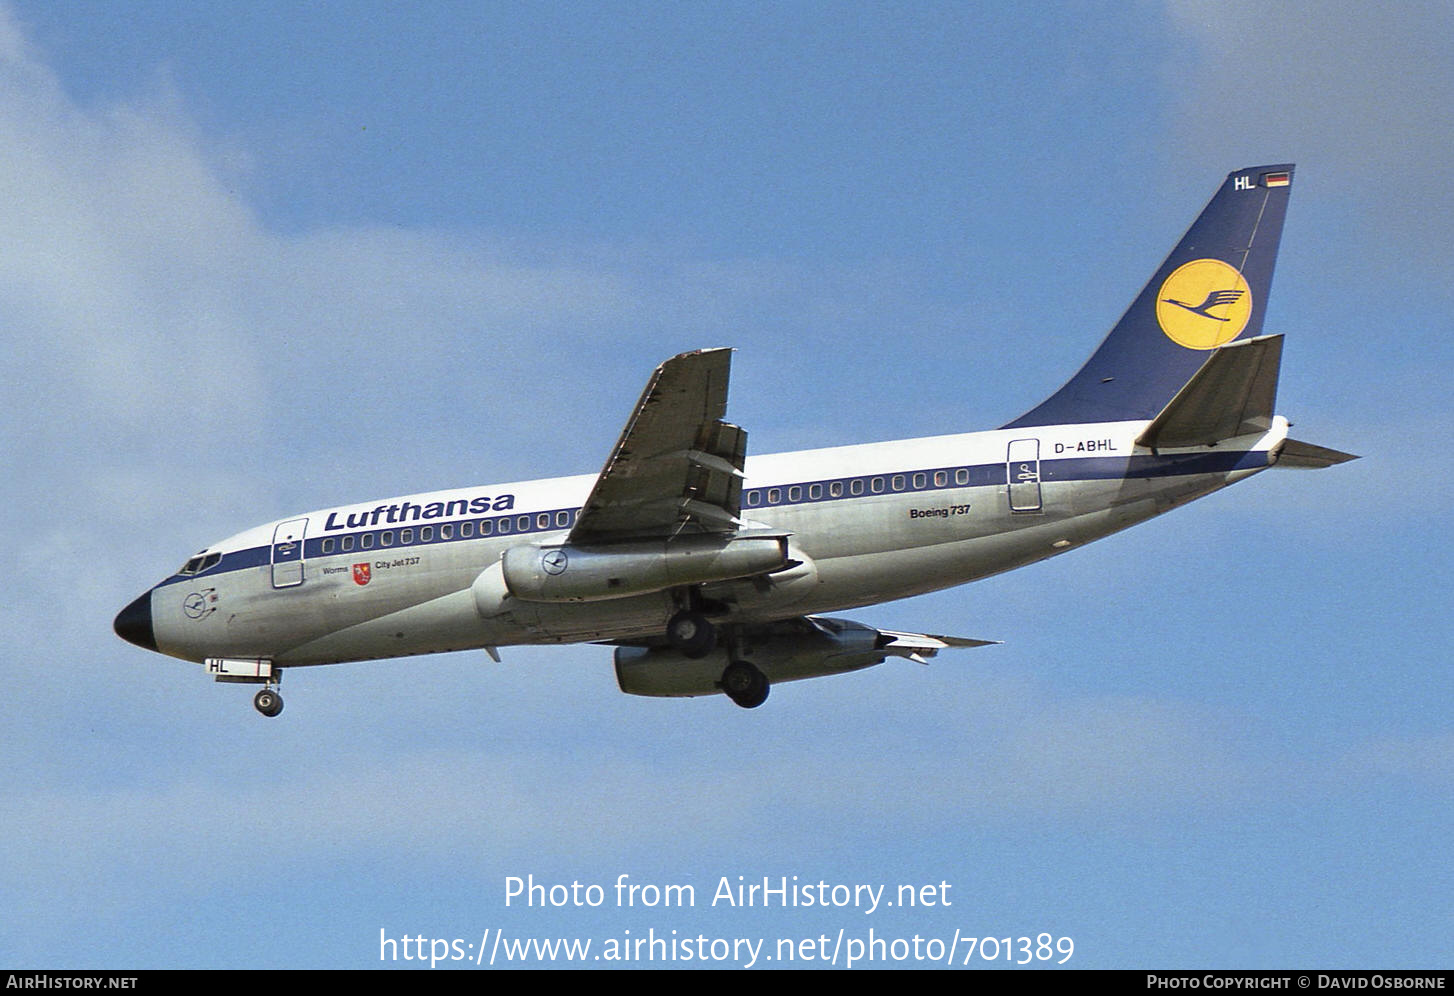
left=1155, top=259, right=1252, bottom=349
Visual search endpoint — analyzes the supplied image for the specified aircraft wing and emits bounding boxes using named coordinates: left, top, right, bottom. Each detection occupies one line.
left=569, top=348, right=748, bottom=544
left=608, top=616, right=998, bottom=660
left=872, top=628, right=1001, bottom=664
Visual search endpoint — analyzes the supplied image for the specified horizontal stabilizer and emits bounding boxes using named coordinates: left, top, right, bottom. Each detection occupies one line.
left=1275, top=438, right=1359, bottom=468
left=1136, top=334, right=1283, bottom=450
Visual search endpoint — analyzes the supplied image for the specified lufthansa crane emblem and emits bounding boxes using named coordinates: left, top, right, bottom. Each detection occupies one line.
left=1155, top=258, right=1253, bottom=349
left=542, top=549, right=569, bottom=575
left=183, top=589, right=216, bottom=620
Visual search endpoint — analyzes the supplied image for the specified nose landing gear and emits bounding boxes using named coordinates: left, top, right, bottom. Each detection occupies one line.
left=253, top=686, right=284, bottom=717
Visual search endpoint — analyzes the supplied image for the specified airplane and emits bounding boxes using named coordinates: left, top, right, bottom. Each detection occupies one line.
left=114, top=164, right=1354, bottom=716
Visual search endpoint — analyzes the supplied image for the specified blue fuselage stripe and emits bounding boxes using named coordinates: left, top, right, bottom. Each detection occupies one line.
left=152, top=450, right=1264, bottom=591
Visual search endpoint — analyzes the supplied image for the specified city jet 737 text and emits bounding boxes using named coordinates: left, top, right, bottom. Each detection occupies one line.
left=115, top=164, right=1354, bottom=716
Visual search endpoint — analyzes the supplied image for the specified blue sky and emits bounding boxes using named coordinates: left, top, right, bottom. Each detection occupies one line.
left=3, top=0, right=1450, bottom=969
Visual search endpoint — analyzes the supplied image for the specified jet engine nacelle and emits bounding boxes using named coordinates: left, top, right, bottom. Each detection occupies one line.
left=501, top=534, right=790, bottom=603
left=614, top=617, right=892, bottom=697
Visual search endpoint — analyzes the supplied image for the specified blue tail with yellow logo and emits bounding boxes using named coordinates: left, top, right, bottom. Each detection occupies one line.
left=1005, top=164, right=1295, bottom=429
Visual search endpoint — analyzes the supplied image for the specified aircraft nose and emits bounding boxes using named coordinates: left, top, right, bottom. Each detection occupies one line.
left=114, top=591, right=158, bottom=653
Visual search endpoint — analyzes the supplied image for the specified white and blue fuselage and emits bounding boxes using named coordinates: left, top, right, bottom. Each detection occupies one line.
left=120, top=419, right=1286, bottom=666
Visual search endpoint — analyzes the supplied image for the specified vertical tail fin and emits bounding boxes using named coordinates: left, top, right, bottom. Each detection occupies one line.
left=1004, top=165, right=1295, bottom=428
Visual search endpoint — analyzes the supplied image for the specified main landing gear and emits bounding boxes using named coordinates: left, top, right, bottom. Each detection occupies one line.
left=666, top=600, right=770, bottom=708
left=253, top=685, right=283, bottom=717
left=667, top=609, right=717, bottom=659
left=720, top=660, right=769, bottom=709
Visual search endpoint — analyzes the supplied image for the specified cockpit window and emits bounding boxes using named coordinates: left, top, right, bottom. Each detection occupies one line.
left=178, top=552, right=222, bottom=576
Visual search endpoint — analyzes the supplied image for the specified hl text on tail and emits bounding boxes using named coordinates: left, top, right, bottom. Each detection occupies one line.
left=115, top=164, right=1354, bottom=715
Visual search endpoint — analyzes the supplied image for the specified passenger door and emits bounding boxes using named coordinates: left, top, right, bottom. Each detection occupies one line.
left=271, top=518, right=308, bottom=588
left=1006, top=439, right=1042, bottom=513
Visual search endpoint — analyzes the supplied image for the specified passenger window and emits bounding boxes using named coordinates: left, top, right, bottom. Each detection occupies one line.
left=913, top=473, right=926, bottom=489
left=517, top=515, right=531, bottom=532
left=342, top=536, right=355, bottom=552
left=767, top=488, right=781, bottom=504
left=461, top=522, right=474, bottom=538
left=421, top=526, right=433, bottom=542
left=381, top=531, right=394, bottom=547
left=400, top=528, right=413, bottom=544
left=850, top=479, right=864, bottom=496
left=480, top=519, right=494, bottom=536
left=362, top=534, right=375, bottom=550
left=498, top=518, right=512, bottom=534
left=788, top=486, right=802, bottom=502
left=537, top=513, right=550, bottom=530
left=934, top=471, right=947, bottom=487
left=556, top=511, right=570, bottom=528
left=891, top=475, right=905, bottom=492
left=441, top=524, right=453, bottom=540
left=322, top=539, right=335, bottom=555
left=808, top=484, right=822, bottom=500
left=955, top=468, right=969, bottom=486
left=871, top=477, right=884, bottom=494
